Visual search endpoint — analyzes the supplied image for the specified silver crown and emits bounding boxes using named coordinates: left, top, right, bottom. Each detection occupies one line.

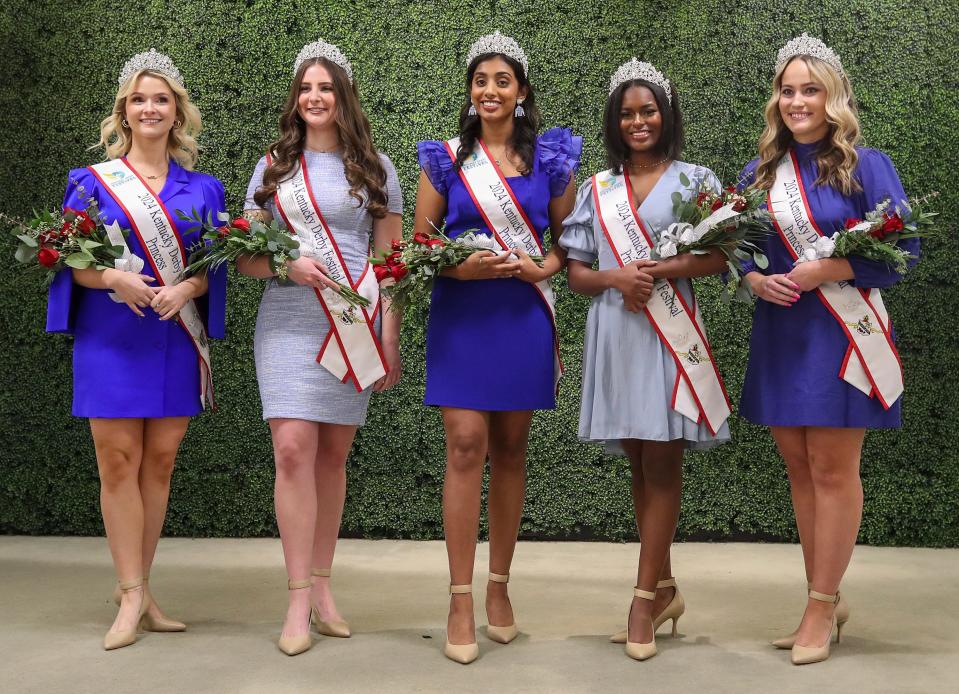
left=466, top=31, right=529, bottom=77
left=294, top=39, right=353, bottom=83
left=775, top=33, right=845, bottom=79
left=608, top=58, right=671, bottom=103
left=118, top=49, right=184, bottom=88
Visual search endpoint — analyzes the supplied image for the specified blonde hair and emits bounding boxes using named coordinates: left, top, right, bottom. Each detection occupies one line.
left=753, top=55, right=861, bottom=195
left=94, top=70, right=202, bottom=169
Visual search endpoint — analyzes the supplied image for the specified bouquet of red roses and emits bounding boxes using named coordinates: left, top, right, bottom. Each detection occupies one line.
left=371, top=226, right=542, bottom=312
left=792, top=194, right=937, bottom=275
left=5, top=182, right=127, bottom=284
left=180, top=211, right=368, bottom=307
left=654, top=174, right=771, bottom=298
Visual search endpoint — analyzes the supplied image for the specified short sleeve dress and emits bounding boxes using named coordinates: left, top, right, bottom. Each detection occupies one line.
left=559, top=161, right=731, bottom=453
left=46, top=159, right=228, bottom=418
left=737, top=141, right=918, bottom=428
left=417, top=127, right=581, bottom=411
left=244, top=150, right=403, bottom=425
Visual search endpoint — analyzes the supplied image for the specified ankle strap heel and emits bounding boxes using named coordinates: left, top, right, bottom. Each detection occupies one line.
left=311, top=568, right=331, bottom=578
left=488, top=572, right=509, bottom=583
left=808, top=590, right=839, bottom=604
left=287, top=579, right=312, bottom=591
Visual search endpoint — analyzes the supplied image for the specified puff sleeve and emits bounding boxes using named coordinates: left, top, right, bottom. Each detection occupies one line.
left=559, top=178, right=598, bottom=264
left=538, top=127, right=583, bottom=198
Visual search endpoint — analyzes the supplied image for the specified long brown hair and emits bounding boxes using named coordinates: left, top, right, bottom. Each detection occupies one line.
left=254, top=57, right=389, bottom=217
left=753, top=56, right=862, bottom=195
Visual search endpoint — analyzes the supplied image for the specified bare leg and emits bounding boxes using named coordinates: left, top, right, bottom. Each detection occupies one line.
left=310, top=422, right=358, bottom=623
left=486, top=410, right=533, bottom=628
left=442, top=407, right=490, bottom=646
left=90, top=418, right=147, bottom=635
left=772, top=426, right=815, bottom=585
left=795, top=427, right=865, bottom=648
left=139, top=416, right=190, bottom=621
left=623, top=439, right=684, bottom=644
left=630, top=454, right=676, bottom=615
left=270, top=418, right=320, bottom=640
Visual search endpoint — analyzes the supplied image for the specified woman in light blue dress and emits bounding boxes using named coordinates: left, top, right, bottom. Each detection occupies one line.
left=560, top=61, right=729, bottom=661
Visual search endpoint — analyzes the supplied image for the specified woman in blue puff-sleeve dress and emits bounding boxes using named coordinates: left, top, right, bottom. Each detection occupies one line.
left=46, top=50, right=226, bottom=650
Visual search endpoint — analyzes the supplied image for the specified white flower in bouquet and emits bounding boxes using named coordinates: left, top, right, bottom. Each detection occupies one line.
left=659, top=240, right=678, bottom=258
left=679, top=226, right=698, bottom=245
left=459, top=232, right=497, bottom=250
left=813, top=235, right=836, bottom=258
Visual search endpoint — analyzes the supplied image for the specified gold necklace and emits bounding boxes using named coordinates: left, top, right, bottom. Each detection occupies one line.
left=628, top=157, right=670, bottom=170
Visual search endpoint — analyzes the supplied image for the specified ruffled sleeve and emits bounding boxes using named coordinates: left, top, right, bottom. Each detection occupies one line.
left=416, top=140, right=455, bottom=198
left=198, top=174, right=228, bottom=339
left=47, top=167, right=96, bottom=334
left=538, top=127, right=583, bottom=198
left=244, top=155, right=269, bottom=211
left=848, top=148, right=918, bottom=289
left=378, top=153, right=404, bottom=215
left=558, top=178, right=598, bottom=264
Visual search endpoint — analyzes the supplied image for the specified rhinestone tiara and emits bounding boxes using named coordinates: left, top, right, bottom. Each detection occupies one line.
left=608, top=58, right=671, bottom=103
left=775, top=33, right=845, bottom=80
left=466, top=31, right=529, bottom=77
left=118, top=49, right=184, bottom=88
left=294, top=39, right=353, bottom=84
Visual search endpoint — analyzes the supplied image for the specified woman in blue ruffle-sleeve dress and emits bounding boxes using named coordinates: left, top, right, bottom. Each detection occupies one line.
left=413, top=33, right=581, bottom=664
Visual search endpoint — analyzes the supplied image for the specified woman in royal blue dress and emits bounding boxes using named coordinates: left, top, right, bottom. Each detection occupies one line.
left=414, top=31, right=580, bottom=663
left=738, top=35, right=918, bottom=665
left=47, top=50, right=227, bottom=650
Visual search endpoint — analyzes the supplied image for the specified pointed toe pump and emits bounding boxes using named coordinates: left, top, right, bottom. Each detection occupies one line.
left=277, top=579, right=314, bottom=656
left=444, top=584, right=479, bottom=664
left=625, top=588, right=658, bottom=661
left=774, top=588, right=848, bottom=649
left=103, top=578, right=150, bottom=651
left=611, top=578, right=684, bottom=644
left=310, top=568, right=351, bottom=638
left=791, top=591, right=843, bottom=666
left=485, top=572, right=518, bottom=644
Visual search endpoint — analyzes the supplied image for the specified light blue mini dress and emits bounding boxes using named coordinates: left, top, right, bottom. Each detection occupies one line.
left=559, top=161, right=731, bottom=454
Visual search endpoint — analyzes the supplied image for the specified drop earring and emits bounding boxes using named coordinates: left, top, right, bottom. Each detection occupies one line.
left=514, top=99, right=525, bottom=118
left=468, top=103, right=477, bottom=117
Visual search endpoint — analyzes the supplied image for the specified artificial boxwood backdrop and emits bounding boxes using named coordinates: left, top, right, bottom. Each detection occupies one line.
left=1, top=0, right=957, bottom=545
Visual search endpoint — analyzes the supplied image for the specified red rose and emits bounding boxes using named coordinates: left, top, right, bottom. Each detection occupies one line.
left=732, top=197, right=747, bottom=212
left=390, top=263, right=408, bottom=281
left=711, top=198, right=724, bottom=212
left=725, top=186, right=737, bottom=194
left=881, top=213, right=904, bottom=235
left=426, top=238, right=445, bottom=249
left=373, top=264, right=392, bottom=282
left=696, top=192, right=709, bottom=206
left=231, top=217, right=251, bottom=233
left=412, top=231, right=432, bottom=246
left=60, top=221, right=73, bottom=235
left=844, top=217, right=862, bottom=229
left=217, top=225, right=231, bottom=238
left=386, top=250, right=403, bottom=266
left=390, top=239, right=405, bottom=251
left=75, top=210, right=96, bottom=234
left=37, top=247, right=60, bottom=268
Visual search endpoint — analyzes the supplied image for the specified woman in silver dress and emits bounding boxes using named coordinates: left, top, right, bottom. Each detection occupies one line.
left=560, top=60, right=730, bottom=661
left=239, top=40, right=403, bottom=656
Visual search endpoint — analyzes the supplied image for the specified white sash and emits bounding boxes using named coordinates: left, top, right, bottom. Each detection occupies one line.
left=272, top=153, right=386, bottom=392
left=88, top=159, right=214, bottom=410
left=592, top=169, right=731, bottom=434
left=769, top=152, right=903, bottom=408
left=445, top=137, right=563, bottom=391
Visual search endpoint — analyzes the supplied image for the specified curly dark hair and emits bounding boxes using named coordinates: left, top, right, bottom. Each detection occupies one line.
left=253, top=57, right=389, bottom=218
left=603, top=79, right=684, bottom=175
left=454, top=53, right=541, bottom=174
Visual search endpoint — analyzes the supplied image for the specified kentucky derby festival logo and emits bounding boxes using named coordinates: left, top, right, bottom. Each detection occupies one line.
left=104, top=169, right=134, bottom=187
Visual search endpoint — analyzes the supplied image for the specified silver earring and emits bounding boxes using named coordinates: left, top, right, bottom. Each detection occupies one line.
left=468, top=103, right=477, bottom=117
left=514, top=100, right=525, bottom=118
left=121, top=118, right=129, bottom=128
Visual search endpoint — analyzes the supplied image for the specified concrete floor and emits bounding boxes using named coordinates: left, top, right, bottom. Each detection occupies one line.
left=1, top=538, right=957, bottom=693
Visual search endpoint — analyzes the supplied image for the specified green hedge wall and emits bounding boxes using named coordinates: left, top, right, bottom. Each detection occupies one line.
left=2, top=0, right=957, bottom=545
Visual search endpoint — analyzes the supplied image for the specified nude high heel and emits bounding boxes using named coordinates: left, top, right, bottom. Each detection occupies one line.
left=610, top=578, right=684, bottom=644
left=310, top=568, right=351, bottom=638
left=103, top=578, right=149, bottom=651
left=277, top=579, right=313, bottom=656
left=791, top=590, right=842, bottom=665
left=444, top=584, right=479, bottom=664
left=485, top=572, right=519, bottom=644
left=625, top=588, right=658, bottom=661
left=773, top=587, right=849, bottom=649
left=112, top=575, right=187, bottom=632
